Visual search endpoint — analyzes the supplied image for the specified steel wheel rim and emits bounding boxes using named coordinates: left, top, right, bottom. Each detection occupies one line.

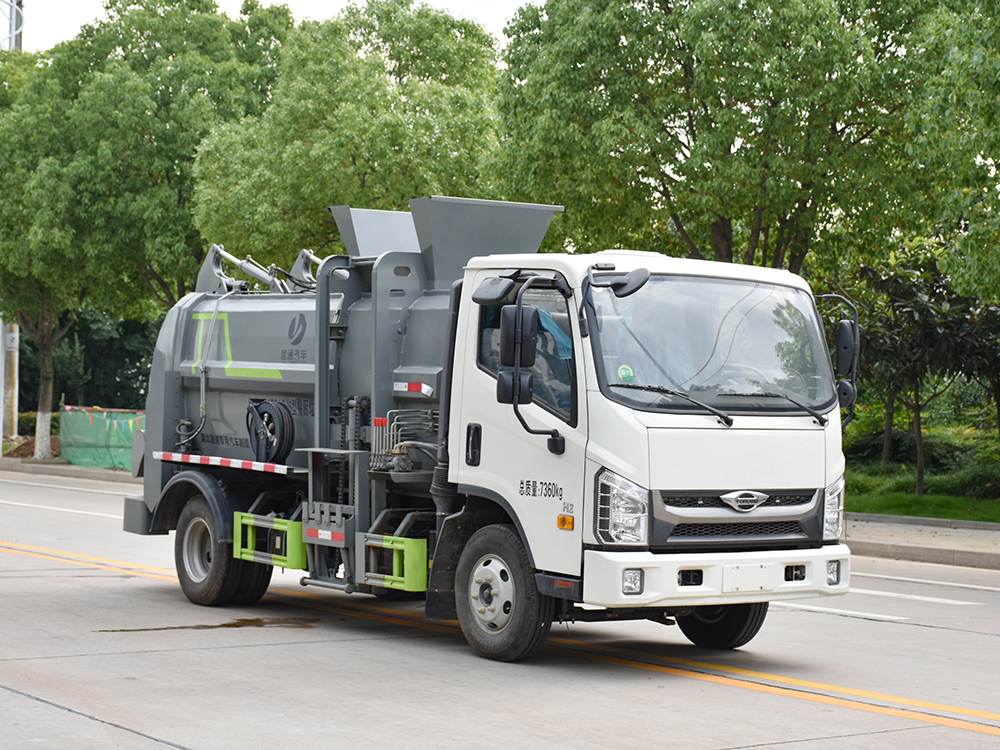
left=182, top=516, right=213, bottom=584
left=467, top=554, right=516, bottom=634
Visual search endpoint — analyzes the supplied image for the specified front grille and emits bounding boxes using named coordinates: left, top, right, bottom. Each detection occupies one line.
left=671, top=521, right=803, bottom=538
left=662, top=491, right=815, bottom=509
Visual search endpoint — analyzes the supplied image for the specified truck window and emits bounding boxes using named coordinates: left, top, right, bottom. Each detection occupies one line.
left=478, top=287, right=575, bottom=421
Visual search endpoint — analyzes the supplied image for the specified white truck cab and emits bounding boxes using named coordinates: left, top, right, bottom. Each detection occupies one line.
left=448, top=250, right=851, bottom=652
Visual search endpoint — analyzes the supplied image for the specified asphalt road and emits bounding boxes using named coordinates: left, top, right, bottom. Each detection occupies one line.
left=2, top=470, right=999, bottom=749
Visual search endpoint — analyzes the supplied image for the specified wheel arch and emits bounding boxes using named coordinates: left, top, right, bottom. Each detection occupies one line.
left=151, top=470, right=238, bottom=541
left=425, top=486, right=534, bottom=621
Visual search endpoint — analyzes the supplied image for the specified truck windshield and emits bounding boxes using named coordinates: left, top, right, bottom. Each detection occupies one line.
left=589, top=274, right=837, bottom=415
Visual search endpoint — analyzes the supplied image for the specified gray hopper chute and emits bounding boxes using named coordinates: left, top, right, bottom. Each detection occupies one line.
left=328, top=206, right=421, bottom=259
left=409, top=196, right=563, bottom=290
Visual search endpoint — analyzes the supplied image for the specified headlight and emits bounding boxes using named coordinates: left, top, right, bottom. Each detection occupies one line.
left=595, top=469, right=649, bottom=545
left=823, top=474, right=845, bottom=541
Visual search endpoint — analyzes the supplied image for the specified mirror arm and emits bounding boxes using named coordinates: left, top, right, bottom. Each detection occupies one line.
left=508, top=276, right=566, bottom=454
left=816, top=293, right=860, bottom=429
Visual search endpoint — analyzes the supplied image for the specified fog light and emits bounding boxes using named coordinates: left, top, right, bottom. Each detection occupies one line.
left=622, top=568, right=644, bottom=595
left=826, top=560, right=841, bottom=586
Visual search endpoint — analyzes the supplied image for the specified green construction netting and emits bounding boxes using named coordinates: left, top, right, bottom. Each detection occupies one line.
left=60, top=407, right=144, bottom=471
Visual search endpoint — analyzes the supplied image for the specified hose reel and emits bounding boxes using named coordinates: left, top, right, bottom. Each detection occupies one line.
left=247, top=399, right=294, bottom=464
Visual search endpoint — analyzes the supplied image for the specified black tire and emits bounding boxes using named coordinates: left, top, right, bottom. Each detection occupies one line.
left=230, top=560, right=273, bottom=606
left=175, top=495, right=242, bottom=606
left=455, top=524, right=553, bottom=662
left=676, top=602, right=769, bottom=649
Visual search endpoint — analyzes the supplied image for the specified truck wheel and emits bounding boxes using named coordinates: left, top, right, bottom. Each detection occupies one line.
left=175, top=495, right=241, bottom=606
left=230, top=561, right=273, bottom=606
left=676, top=602, right=768, bottom=649
left=455, top=524, right=553, bottom=662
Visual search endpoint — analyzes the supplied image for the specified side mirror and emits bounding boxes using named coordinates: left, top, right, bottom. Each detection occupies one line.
left=472, top=276, right=516, bottom=305
left=497, top=371, right=534, bottom=404
left=499, top=304, right=538, bottom=368
left=610, top=268, right=650, bottom=297
left=836, top=320, right=856, bottom=376
left=838, top=379, right=856, bottom=408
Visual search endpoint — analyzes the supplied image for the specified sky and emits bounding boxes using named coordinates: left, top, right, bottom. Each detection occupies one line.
left=8, top=0, right=529, bottom=53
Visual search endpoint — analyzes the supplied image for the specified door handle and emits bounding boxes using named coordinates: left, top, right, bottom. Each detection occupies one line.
left=465, top=423, right=481, bottom=466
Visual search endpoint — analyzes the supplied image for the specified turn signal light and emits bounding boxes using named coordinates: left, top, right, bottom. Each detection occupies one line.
left=557, top=514, right=574, bottom=530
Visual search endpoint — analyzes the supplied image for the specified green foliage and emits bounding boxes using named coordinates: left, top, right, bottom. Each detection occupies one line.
left=18, top=310, right=161, bottom=411
left=194, top=0, right=499, bottom=260
left=17, top=412, right=60, bottom=437
left=905, top=3, right=1000, bottom=298
left=847, top=426, right=1000, bottom=499
left=497, top=0, right=928, bottom=268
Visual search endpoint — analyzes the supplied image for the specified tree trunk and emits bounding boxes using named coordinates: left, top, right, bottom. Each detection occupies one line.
left=16, top=286, right=77, bottom=461
left=710, top=217, right=733, bottom=263
left=32, top=323, right=55, bottom=461
left=882, top=391, right=895, bottom=463
left=913, top=400, right=924, bottom=497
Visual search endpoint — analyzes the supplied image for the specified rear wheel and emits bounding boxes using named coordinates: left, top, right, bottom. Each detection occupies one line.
left=175, top=495, right=241, bottom=606
left=455, top=524, right=553, bottom=662
left=230, top=560, right=273, bottom=606
left=676, top=602, right=768, bottom=649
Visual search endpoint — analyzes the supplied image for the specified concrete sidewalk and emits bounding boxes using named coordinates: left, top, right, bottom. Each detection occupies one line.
left=847, top=513, right=1000, bottom=570
left=1, top=455, right=998, bottom=569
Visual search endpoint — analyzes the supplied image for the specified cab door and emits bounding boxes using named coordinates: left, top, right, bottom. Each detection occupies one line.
left=452, top=271, right=587, bottom=576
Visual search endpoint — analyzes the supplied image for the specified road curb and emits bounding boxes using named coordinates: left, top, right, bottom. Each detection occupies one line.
left=0, top=456, right=141, bottom=485
left=846, top=539, right=1000, bottom=570
left=848, top=512, right=1000, bottom=532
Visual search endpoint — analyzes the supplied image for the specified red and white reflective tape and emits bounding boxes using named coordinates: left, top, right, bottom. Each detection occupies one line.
left=305, top=528, right=345, bottom=543
left=153, top=451, right=289, bottom=475
left=393, top=381, right=434, bottom=397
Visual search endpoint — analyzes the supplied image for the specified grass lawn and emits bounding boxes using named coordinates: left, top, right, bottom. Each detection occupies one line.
left=846, top=492, right=1000, bottom=524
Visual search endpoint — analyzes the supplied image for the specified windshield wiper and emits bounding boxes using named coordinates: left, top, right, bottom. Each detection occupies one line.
left=611, top=383, right=733, bottom=427
left=721, top=391, right=828, bottom=426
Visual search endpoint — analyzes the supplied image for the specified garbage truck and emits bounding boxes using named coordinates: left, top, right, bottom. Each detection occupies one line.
left=124, top=195, right=858, bottom=662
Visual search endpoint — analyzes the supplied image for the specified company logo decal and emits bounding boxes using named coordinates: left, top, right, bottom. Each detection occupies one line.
left=720, top=490, right=770, bottom=513
left=288, top=313, right=307, bottom=346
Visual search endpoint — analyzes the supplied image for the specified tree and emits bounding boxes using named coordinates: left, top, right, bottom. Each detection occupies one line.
left=856, top=246, right=978, bottom=494
left=0, top=0, right=292, bottom=458
left=906, top=2, right=1000, bottom=298
left=497, top=0, right=933, bottom=267
left=194, top=0, right=499, bottom=259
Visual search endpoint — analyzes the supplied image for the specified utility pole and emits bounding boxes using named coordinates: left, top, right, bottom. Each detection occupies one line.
left=2, top=319, right=16, bottom=439
left=2, top=3, right=23, bottom=441
left=2, top=0, right=23, bottom=51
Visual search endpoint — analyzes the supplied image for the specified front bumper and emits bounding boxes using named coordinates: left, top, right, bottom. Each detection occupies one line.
left=582, top=544, right=850, bottom=608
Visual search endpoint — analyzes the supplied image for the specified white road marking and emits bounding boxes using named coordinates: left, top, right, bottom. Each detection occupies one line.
left=774, top=602, right=910, bottom=621
left=853, top=571, right=1000, bottom=594
left=0, top=499, right=122, bottom=519
left=850, top=587, right=984, bottom=606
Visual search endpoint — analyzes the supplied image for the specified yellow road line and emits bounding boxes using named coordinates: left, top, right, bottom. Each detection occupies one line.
left=544, top=645, right=1000, bottom=737
left=0, top=541, right=176, bottom=581
left=4, top=543, right=998, bottom=736
left=584, top=646, right=1000, bottom=723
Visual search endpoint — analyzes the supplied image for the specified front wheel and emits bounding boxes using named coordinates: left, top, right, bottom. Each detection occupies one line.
left=455, top=524, right=553, bottom=662
left=676, top=602, right=768, bottom=649
left=175, top=495, right=241, bottom=606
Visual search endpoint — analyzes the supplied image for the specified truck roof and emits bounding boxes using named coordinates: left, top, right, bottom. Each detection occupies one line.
left=464, top=249, right=813, bottom=293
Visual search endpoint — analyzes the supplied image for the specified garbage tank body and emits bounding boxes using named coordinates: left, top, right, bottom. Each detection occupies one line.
left=140, top=196, right=562, bottom=514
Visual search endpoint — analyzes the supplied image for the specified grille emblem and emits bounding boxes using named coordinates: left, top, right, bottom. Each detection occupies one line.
left=721, top=490, right=769, bottom=513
